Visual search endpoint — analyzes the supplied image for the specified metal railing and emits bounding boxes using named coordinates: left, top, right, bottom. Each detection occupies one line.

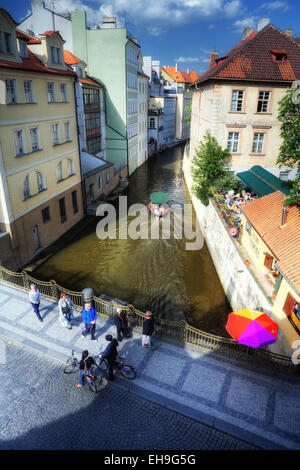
left=0, top=265, right=298, bottom=375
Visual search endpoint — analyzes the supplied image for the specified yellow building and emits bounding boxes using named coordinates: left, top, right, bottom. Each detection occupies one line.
left=0, top=9, right=84, bottom=269
left=189, top=21, right=300, bottom=179
left=239, top=191, right=300, bottom=349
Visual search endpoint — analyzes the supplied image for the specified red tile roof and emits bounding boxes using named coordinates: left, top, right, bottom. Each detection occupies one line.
left=64, top=50, right=85, bottom=66
left=195, top=25, right=300, bottom=84
left=189, top=71, right=201, bottom=83
left=41, top=30, right=65, bottom=42
left=0, top=48, right=74, bottom=76
left=240, top=191, right=300, bottom=292
left=161, top=67, right=193, bottom=84
left=79, top=76, right=102, bottom=87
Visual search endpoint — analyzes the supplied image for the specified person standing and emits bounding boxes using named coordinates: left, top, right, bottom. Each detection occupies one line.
left=142, top=311, right=155, bottom=348
left=58, top=292, right=75, bottom=329
left=76, top=350, right=95, bottom=388
left=99, top=334, right=118, bottom=381
left=114, top=308, right=129, bottom=341
left=29, top=284, right=42, bottom=322
left=81, top=302, right=97, bottom=342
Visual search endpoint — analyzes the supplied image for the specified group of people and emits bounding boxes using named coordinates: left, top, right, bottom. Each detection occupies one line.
left=28, top=284, right=155, bottom=386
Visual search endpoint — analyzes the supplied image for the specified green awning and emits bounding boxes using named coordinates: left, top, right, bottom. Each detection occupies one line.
left=150, top=192, right=169, bottom=204
left=237, top=166, right=291, bottom=197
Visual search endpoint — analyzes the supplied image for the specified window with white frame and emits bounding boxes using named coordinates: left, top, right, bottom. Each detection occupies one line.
left=106, top=171, right=110, bottom=184
left=64, top=122, right=71, bottom=142
left=23, top=171, right=46, bottom=200
left=6, top=79, right=17, bottom=104
left=128, top=122, right=138, bottom=139
left=149, top=117, right=155, bottom=129
left=4, top=33, right=11, bottom=53
left=67, top=158, right=75, bottom=176
left=252, top=132, right=265, bottom=153
left=47, top=82, right=56, bottom=102
left=30, top=127, right=40, bottom=151
left=13, top=129, right=25, bottom=156
left=128, top=99, right=137, bottom=114
left=60, top=83, right=68, bottom=102
left=227, top=132, right=239, bottom=153
left=24, top=80, right=34, bottom=103
left=52, top=123, right=60, bottom=145
left=257, top=91, right=270, bottom=113
left=127, top=73, right=137, bottom=89
left=230, top=90, right=244, bottom=112
left=19, top=40, right=28, bottom=58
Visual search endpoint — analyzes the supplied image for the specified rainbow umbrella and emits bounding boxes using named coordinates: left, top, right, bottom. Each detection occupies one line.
left=226, top=309, right=278, bottom=348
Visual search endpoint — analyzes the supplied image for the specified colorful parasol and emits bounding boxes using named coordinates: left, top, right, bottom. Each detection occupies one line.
left=225, top=309, right=278, bottom=348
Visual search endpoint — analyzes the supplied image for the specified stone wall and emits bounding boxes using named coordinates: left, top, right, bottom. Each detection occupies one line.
left=183, top=147, right=292, bottom=356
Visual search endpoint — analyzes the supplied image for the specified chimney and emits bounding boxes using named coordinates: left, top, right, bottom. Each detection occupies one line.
left=209, top=50, right=218, bottom=68
left=243, top=26, right=254, bottom=40
left=101, top=17, right=116, bottom=29
left=280, top=204, right=288, bottom=228
left=186, top=68, right=190, bottom=74
left=284, top=28, right=293, bottom=38
left=175, top=63, right=178, bottom=72
left=257, top=18, right=270, bottom=32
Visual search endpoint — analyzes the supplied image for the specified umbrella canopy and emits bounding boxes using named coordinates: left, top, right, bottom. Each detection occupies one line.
left=150, top=192, right=169, bottom=204
left=226, top=309, right=278, bottom=348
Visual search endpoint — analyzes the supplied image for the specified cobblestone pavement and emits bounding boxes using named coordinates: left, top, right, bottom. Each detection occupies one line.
left=0, top=340, right=258, bottom=450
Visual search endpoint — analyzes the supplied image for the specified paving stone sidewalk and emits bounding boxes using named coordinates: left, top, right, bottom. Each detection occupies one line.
left=0, top=282, right=299, bottom=450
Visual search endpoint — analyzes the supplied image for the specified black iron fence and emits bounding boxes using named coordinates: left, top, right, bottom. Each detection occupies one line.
left=0, top=265, right=297, bottom=376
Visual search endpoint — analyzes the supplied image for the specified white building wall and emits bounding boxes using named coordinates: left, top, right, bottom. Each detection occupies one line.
left=138, top=76, right=148, bottom=167
left=163, top=97, right=176, bottom=146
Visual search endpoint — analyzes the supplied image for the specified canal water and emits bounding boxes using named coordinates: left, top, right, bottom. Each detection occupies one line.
left=33, top=144, right=231, bottom=336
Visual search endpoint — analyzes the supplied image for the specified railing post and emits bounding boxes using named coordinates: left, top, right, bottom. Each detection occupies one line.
left=21, top=270, right=30, bottom=290
left=50, top=279, right=59, bottom=301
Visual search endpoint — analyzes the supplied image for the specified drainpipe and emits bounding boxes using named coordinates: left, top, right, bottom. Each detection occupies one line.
left=73, top=75, right=87, bottom=215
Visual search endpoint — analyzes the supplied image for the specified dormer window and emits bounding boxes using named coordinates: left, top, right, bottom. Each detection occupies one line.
left=270, top=49, right=287, bottom=62
left=4, top=32, right=11, bottom=53
left=19, top=40, right=28, bottom=58
left=51, top=46, right=61, bottom=64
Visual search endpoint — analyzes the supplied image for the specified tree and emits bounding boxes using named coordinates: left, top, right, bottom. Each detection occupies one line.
left=277, top=84, right=300, bottom=206
left=191, top=132, right=231, bottom=205
left=184, top=89, right=192, bottom=125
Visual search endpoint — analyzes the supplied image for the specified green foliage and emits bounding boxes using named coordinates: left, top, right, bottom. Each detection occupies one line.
left=191, top=132, right=231, bottom=205
left=212, top=173, right=243, bottom=193
left=273, top=275, right=283, bottom=296
left=284, top=177, right=300, bottom=206
left=184, top=90, right=192, bottom=125
left=277, top=85, right=300, bottom=167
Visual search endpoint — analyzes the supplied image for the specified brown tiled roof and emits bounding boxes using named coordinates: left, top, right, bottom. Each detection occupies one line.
left=195, top=25, right=300, bottom=84
left=64, top=50, right=85, bottom=65
left=79, top=76, right=102, bottom=87
left=240, top=191, right=300, bottom=292
left=161, top=67, right=193, bottom=84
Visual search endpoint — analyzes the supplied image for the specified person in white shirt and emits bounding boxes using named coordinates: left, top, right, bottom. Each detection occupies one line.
left=29, top=284, right=42, bottom=322
left=58, top=292, right=75, bottom=329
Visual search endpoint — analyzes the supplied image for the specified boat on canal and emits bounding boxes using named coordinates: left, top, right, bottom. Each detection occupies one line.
left=149, top=192, right=170, bottom=218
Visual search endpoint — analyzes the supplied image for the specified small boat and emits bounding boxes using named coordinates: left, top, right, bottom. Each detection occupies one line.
left=149, top=192, right=170, bottom=218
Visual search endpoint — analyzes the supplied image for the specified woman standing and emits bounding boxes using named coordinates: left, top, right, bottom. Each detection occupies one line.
left=58, top=292, right=75, bottom=329
left=76, top=350, right=95, bottom=388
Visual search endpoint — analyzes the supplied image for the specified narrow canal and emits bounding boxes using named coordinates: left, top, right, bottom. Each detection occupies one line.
left=33, top=144, right=231, bottom=336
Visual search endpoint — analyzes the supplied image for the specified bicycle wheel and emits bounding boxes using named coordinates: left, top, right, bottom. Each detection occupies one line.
left=63, top=358, right=79, bottom=374
left=97, top=358, right=108, bottom=371
left=86, top=377, right=101, bottom=393
left=119, top=364, right=136, bottom=380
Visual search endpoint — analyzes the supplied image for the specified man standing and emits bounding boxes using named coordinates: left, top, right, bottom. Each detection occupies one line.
left=99, top=334, right=119, bottom=381
left=81, top=302, right=97, bottom=342
left=142, top=311, right=155, bottom=348
left=114, top=308, right=129, bottom=341
left=29, top=284, right=42, bottom=322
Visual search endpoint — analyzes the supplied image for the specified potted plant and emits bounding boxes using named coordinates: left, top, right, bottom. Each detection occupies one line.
left=272, top=275, right=282, bottom=302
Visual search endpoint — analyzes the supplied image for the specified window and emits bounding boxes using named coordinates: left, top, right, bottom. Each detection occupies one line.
left=106, top=172, right=110, bottom=184
left=52, top=123, right=60, bottom=145
left=13, top=129, right=25, bottom=156
left=24, top=80, right=33, bottom=103
left=252, top=133, right=265, bottom=154
left=99, top=176, right=103, bottom=190
left=64, top=122, right=71, bottom=142
left=30, top=128, right=40, bottom=151
left=87, top=136, right=101, bottom=154
left=283, top=292, right=297, bottom=317
left=6, top=79, right=17, bottom=104
left=59, top=197, right=67, bottom=223
left=257, top=91, right=270, bottom=113
left=83, top=87, right=99, bottom=105
left=42, top=207, right=50, bottom=224
left=51, top=46, right=56, bottom=63
left=19, top=41, right=28, bottom=58
left=57, top=161, right=63, bottom=181
left=23, top=171, right=46, bottom=200
left=231, top=90, right=244, bottom=112
left=4, top=33, right=11, bottom=53
left=48, top=82, right=56, bottom=102
left=85, top=112, right=100, bottom=131
left=68, top=158, right=75, bottom=176
left=72, top=190, right=78, bottom=214
left=149, top=117, right=155, bottom=129
left=56, top=48, right=61, bottom=64
left=227, top=132, right=239, bottom=153
left=245, top=221, right=252, bottom=235
left=60, top=83, right=67, bottom=102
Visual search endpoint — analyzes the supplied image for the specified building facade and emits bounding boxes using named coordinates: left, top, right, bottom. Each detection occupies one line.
left=0, top=9, right=83, bottom=269
left=189, top=21, right=300, bottom=178
left=137, top=67, right=149, bottom=168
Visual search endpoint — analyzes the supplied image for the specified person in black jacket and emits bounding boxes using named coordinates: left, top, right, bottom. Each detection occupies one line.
left=99, top=334, right=119, bottom=381
left=142, top=311, right=155, bottom=348
left=114, top=308, right=129, bottom=342
left=76, top=350, right=95, bottom=388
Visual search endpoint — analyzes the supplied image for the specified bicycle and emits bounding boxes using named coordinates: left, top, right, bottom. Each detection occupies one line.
left=98, top=353, right=136, bottom=380
left=63, top=350, right=103, bottom=393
